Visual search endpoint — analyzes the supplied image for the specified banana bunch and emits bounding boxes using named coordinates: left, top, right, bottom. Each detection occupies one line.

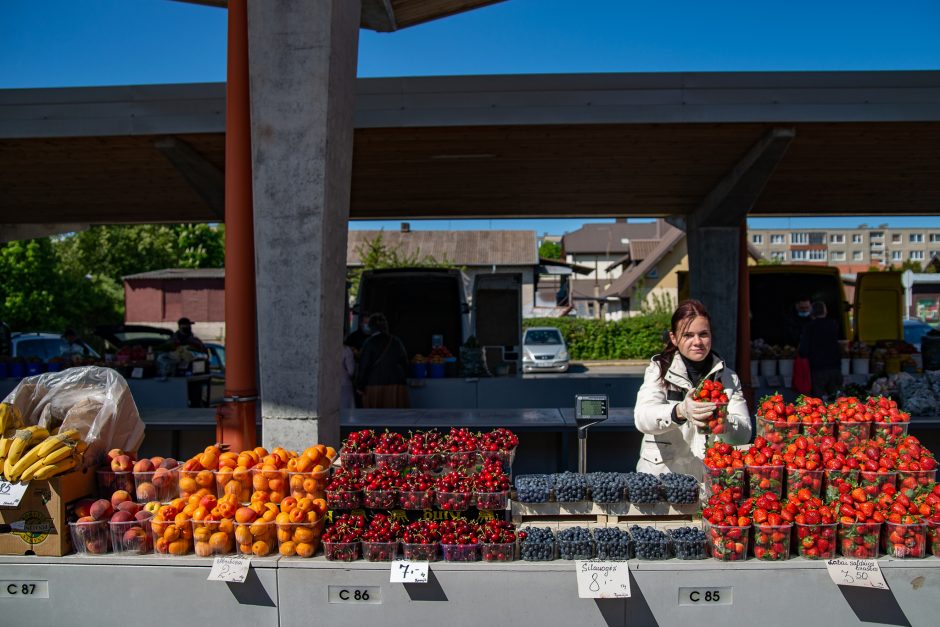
left=0, top=402, right=23, bottom=434
left=1, top=426, right=84, bottom=482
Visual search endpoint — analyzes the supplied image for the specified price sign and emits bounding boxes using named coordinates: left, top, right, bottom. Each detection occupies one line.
left=0, top=480, right=29, bottom=507
left=328, top=586, right=382, bottom=604
left=131, top=367, right=144, bottom=379
left=207, top=556, right=251, bottom=583
left=575, top=561, right=631, bottom=598
left=826, top=558, right=889, bottom=590
left=390, top=560, right=428, bottom=583
left=0, top=581, right=49, bottom=598
left=678, top=587, right=733, bottom=606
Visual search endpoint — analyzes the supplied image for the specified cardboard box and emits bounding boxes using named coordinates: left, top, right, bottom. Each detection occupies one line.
left=0, top=467, right=95, bottom=556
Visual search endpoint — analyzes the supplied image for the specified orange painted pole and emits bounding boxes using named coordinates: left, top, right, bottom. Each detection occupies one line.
left=216, top=0, right=258, bottom=450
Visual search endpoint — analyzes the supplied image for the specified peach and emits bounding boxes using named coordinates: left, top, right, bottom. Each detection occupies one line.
left=122, top=526, right=147, bottom=548
left=143, top=501, right=161, bottom=515
left=73, top=498, right=95, bottom=519
left=111, top=455, right=133, bottom=472
left=235, top=506, right=257, bottom=524
left=90, top=499, right=113, bottom=521
left=110, top=489, right=132, bottom=509
left=159, top=457, right=178, bottom=469
left=135, top=510, right=153, bottom=522
left=106, top=448, right=125, bottom=463
left=136, top=482, right=158, bottom=502
left=150, top=456, right=165, bottom=467
left=117, top=500, right=141, bottom=516
left=152, top=467, right=173, bottom=489
left=110, top=510, right=134, bottom=523
left=133, top=459, right=155, bottom=473
left=86, top=538, right=108, bottom=554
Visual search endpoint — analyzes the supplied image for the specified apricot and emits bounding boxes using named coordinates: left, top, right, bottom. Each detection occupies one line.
left=277, top=528, right=293, bottom=543
left=216, top=467, right=233, bottom=486
left=194, top=526, right=212, bottom=543
left=295, top=541, right=316, bottom=558
left=324, top=446, right=337, bottom=460
left=252, top=540, right=271, bottom=556
left=286, top=458, right=299, bottom=473
left=252, top=472, right=268, bottom=492
left=235, top=506, right=258, bottom=523
left=311, top=498, right=327, bottom=516
left=179, top=476, right=198, bottom=495
left=168, top=539, right=190, bottom=555
left=269, top=490, right=285, bottom=505
left=164, top=524, right=181, bottom=542
left=151, top=520, right=167, bottom=537
left=195, top=541, right=212, bottom=557
left=279, top=540, right=296, bottom=556
left=218, top=518, right=235, bottom=535
left=217, top=501, right=237, bottom=519
left=195, top=470, right=215, bottom=488
left=261, top=509, right=277, bottom=523
left=302, top=478, right=319, bottom=494
left=289, top=508, right=306, bottom=523
left=237, top=451, right=257, bottom=468
left=289, top=475, right=304, bottom=491
left=306, top=511, right=319, bottom=525
left=209, top=531, right=231, bottom=554
left=253, top=446, right=268, bottom=458
left=249, top=521, right=269, bottom=537
left=295, top=456, right=314, bottom=473
left=239, top=542, right=253, bottom=554
left=155, top=537, right=170, bottom=554
left=234, top=524, right=253, bottom=544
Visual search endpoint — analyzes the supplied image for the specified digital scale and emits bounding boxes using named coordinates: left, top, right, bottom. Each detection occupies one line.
left=575, top=394, right=608, bottom=473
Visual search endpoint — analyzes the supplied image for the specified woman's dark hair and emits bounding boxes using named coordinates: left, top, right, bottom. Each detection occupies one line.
left=653, top=299, right=712, bottom=380
left=369, top=312, right=389, bottom=334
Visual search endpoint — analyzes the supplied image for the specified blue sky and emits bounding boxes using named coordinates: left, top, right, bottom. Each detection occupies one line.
left=2, top=0, right=939, bottom=235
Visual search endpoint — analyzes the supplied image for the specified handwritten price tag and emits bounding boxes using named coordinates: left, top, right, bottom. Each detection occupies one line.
left=390, top=560, right=428, bottom=583
left=826, top=558, right=889, bottom=590
left=0, top=480, right=29, bottom=507
left=576, top=561, right=631, bottom=598
left=207, top=556, right=251, bottom=583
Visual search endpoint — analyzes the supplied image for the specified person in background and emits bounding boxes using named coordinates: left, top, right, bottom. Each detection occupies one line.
left=171, top=317, right=206, bottom=352
left=634, top=299, right=751, bottom=479
left=340, top=336, right=356, bottom=410
left=344, top=313, right=372, bottom=352
left=784, top=295, right=813, bottom=347
left=61, top=328, right=87, bottom=358
left=355, top=312, right=410, bottom=409
left=799, top=300, right=842, bottom=400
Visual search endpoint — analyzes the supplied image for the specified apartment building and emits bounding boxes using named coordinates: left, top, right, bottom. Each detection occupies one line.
left=749, top=224, right=940, bottom=274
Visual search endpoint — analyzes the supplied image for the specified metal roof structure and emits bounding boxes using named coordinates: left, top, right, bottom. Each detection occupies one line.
left=2, top=71, right=939, bottom=226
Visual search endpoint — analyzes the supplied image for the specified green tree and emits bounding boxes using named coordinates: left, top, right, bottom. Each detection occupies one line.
left=0, top=239, right=64, bottom=330
left=538, top=240, right=562, bottom=260
left=177, top=224, right=226, bottom=268
left=347, top=231, right=456, bottom=299
left=900, top=260, right=923, bottom=273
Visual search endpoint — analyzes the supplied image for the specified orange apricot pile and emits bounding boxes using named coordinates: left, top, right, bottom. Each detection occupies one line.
left=274, top=493, right=328, bottom=558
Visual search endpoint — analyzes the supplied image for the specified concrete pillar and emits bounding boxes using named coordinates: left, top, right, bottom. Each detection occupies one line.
left=687, top=226, right=741, bottom=370
left=247, top=0, right=361, bottom=450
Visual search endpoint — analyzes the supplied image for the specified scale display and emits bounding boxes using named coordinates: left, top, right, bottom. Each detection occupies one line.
left=575, top=394, right=609, bottom=428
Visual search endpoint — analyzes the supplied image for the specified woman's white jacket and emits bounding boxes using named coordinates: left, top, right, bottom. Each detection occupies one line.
left=634, top=353, right=751, bottom=480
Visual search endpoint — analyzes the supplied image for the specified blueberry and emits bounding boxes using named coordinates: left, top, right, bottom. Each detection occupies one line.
left=668, top=526, right=707, bottom=560
left=515, top=474, right=552, bottom=503
left=553, top=471, right=588, bottom=502
left=629, top=525, right=670, bottom=560
left=593, top=527, right=632, bottom=560
left=625, top=473, right=664, bottom=504
left=587, top=472, right=627, bottom=503
left=660, top=473, right=700, bottom=505
left=520, top=526, right=555, bottom=561
left=557, top=526, right=595, bottom=559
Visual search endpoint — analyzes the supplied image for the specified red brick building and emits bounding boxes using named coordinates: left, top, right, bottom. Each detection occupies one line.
left=123, top=268, right=225, bottom=341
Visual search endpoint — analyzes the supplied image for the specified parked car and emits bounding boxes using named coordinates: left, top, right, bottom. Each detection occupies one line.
left=904, top=319, right=935, bottom=352
left=95, top=324, right=222, bottom=375
left=10, top=332, right=100, bottom=361
left=521, top=327, right=569, bottom=373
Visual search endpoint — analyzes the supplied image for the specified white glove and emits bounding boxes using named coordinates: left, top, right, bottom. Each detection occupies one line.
left=677, top=392, right=716, bottom=429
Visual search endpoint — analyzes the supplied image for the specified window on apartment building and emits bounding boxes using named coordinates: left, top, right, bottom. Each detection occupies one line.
left=808, top=250, right=826, bottom=261
left=830, top=234, right=845, bottom=244
left=870, top=231, right=884, bottom=238
left=752, top=234, right=763, bottom=244
left=771, top=251, right=787, bottom=261
left=892, top=251, right=902, bottom=261
left=853, top=251, right=864, bottom=261
left=791, top=233, right=808, bottom=244
left=931, top=251, right=940, bottom=259
left=830, top=251, right=846, bottom=261
left=770, top=234, right=785, bottom=244
left=892, top=234, right=902, bottom=243
left=791, top=250, right=807, bottom=260
left=852, top=234, right=863, bottom=243
left=911, top=251, right=925, bottom=260
left=809, top=233, right=826, bottom=245
left=910, top=233, right=924, bottom=243
left=930, top=234, right=940, bottom=243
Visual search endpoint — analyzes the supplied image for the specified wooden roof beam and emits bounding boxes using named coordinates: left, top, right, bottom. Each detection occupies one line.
left=153, top=136, right=225, bottom=219
left=361, top=0, right=398, bottom=32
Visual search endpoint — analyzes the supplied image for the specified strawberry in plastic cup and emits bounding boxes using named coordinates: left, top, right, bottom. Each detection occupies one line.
left=795, top=522, right=837, bottom=559
left=747, top=465, right=784, bottom=499
left=705, top=521, right=749, bottom=561
left=786, top=468, right=824, bottom=500
left=837, top=422, right=871, bottom=450
left=882, top=518, right=926, bottom=558
left=898, top=469, right=937, bottom=499
left=703, top=466, right=745, bottom=502
left=838, top=521, right=881, bottom=559
left=752, top=523, right=792, bottom=561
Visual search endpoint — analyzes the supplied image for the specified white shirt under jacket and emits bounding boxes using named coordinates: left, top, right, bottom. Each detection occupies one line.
left=634, top=353, right=751, bottom=480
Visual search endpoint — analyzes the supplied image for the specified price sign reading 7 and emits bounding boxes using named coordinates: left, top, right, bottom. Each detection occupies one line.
left=390, top=560, right=429, bottom=583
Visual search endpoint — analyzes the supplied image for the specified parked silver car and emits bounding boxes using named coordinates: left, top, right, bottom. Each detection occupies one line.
left=522, top=327, right=569, bottom=373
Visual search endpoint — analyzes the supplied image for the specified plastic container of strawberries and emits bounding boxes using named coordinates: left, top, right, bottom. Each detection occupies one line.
left=703, top=466, right=745, bottom=502
left=837, top=422, right=871, bottom=449
left=746, top=464, right=785, bottom=499
left=751, top=523, right=792, bottom=561
left=786, top=468, right=824, bottom=499
left=838, top=521, right=881, bottom=559
left=882, top=520, right=927, bottom=559
left=794, top=522, right=838, bottom=559
left=704, top=521, right=749, bottom=561
left=871, top=421, right=910, bottom=444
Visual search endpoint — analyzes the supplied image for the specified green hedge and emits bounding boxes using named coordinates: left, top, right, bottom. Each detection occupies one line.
left=523, top=314, right=670, bottom=361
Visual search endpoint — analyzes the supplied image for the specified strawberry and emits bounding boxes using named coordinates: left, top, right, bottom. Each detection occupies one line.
left=695, top=378, right=730, bottom=436
left=756, top=393, right=799, bottom=448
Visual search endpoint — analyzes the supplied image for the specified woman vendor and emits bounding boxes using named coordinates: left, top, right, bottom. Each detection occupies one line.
left=634, top=299, right=751, bottom=479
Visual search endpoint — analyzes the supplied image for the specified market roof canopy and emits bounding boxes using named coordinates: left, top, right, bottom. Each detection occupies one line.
left=173, top=0, right=508, bottom=32
left=1, top=72, right=939, bottom=225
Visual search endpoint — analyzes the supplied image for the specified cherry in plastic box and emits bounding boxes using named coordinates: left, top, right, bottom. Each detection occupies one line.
left=481, top=542, right=515, bottom=562
left=326, top=489, right=362, bottom=510
left=192, top=518, right=234, bottom=556
left=363, top=489, right=399, bottom=509
left=323, top=540, right=362, bottom=561
left=362, top=540, right=399, bottom=562
left=752, top=523, right=792, bottom=561
left=374, top=452, right=410, bottom=472
left=474, top=491, right=509, bottom=511
left=70, top=519, right=111, bottom=555
left=277, top=522, right=323, bottom=558
left=409, top=452, right=445, bottom=474
left=402, top=542, right=439, bottom=562
left=441, top=543, right=481, bottom=562
left=133, top=466, right=180, bottom=503
left=110, top=515, right=154, bottom=555
left=436, top=491, right=472, bottom=512
left=445, top=451, right=481, bottom=473
left=704, top=521, right=749, bottom=561
left=399, top=489, right=434, bottom=510
left=340, top=449, right=374, bottom=470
